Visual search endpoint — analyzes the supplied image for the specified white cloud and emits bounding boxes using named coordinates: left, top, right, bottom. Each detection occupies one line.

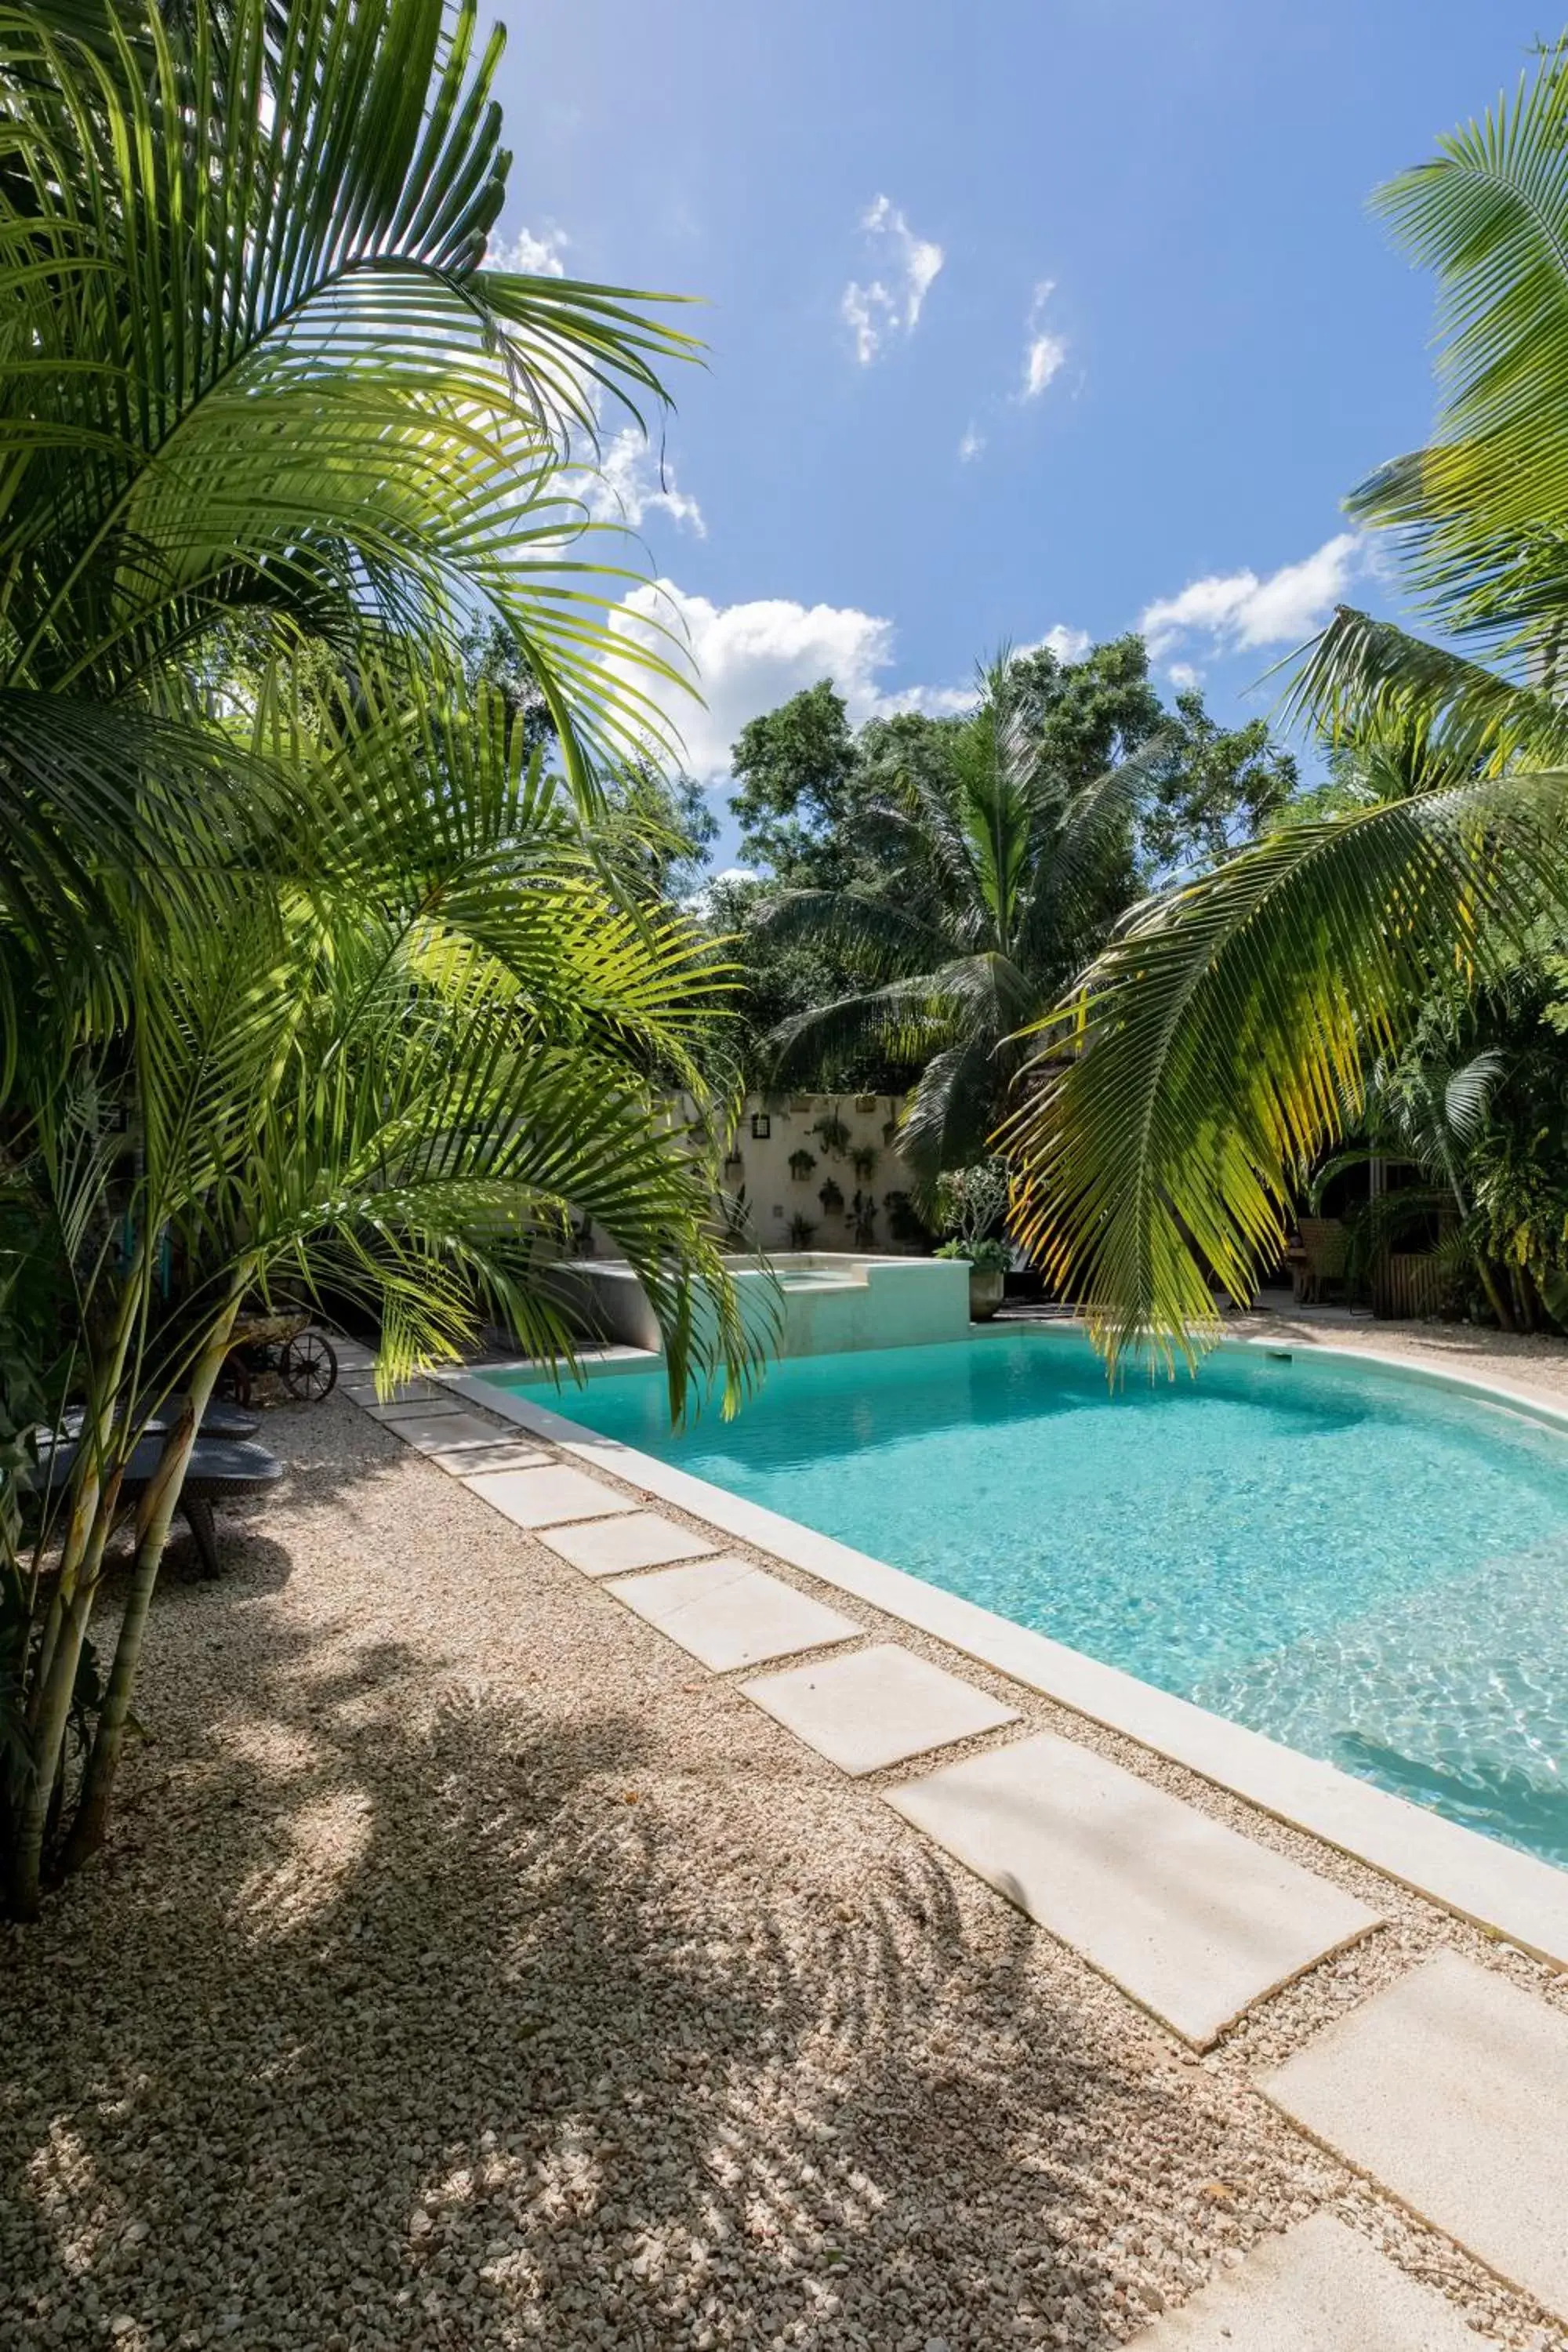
left=840, top=194, right=944, bottom=365
left=607, top=581, right=971, bottom=780
left=580, top=426, right=705, bottom=538
left=957, top=423, right=985, bottom=463
left=1167, top=662, right=1203, bottom=691
left=1025, top=624, right=1091, bottom=663
left=1141, top=532, right=1361, bottom=658
left=1019, top=280, right=1068, bottom=400
left=488, top=225, right=568, bottom=277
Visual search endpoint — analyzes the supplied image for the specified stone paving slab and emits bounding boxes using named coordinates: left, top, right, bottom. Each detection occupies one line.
left=535, top=1512, right=720, bottom=1577
left=1261, top=1952, right=1568, bottom=2321
left=887, top=1731, right=1380, bottom=2047
left=464, top=1465, right=630, bottom=1528
left=1125, top=2212, right=1481, bottom=2349
left=605, top=1559, right=861, bottom=1672
left=386, top=1410, right=510, bottom=1454
left=362, top=1389, right=466, bottom=1419
left=741, top=1642, right=1019, bottom=1775
left=426, top=1439, right=553, bottom=1478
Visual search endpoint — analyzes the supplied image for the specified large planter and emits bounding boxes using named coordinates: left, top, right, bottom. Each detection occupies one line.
left=968, top=1268, right=1005, bottom=1321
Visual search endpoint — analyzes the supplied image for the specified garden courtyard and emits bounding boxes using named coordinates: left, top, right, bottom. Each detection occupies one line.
left=5, top=1326, right=1568, bottom=2352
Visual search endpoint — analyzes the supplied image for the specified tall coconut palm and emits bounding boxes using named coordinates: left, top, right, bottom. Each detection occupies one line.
left=1004, top=44, right=1568, bottom=1366
left=760, top=656, right=1163, bottom=1191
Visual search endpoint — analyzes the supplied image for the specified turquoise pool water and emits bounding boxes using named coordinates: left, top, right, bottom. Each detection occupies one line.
left=488, top=1331, right=1568, bottom=1869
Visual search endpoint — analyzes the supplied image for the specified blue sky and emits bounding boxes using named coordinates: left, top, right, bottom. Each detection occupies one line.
left=495, top=1, right=1550, bottom=862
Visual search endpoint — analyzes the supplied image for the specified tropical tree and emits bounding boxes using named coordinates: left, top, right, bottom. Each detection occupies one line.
left=1005, top=43, right=1568, bottom=1366
left=758, top=657, right=1164, bottom=1190
left=2, top=677, right=750, bottom=1917
left=0, top=0, right=753, bottom=1915
left=0, top=0, right=696, bottom=1005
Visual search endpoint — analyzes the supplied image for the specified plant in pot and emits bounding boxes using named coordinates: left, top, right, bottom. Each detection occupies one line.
left=786, top=1213, right=817, bottom=1249
left=849, top=1145, right=878, bottom=1182
left=850, top=1190, right=878, bottom=1248
left=788, top=1148, right=817, bottom=1181
left=818, top=1177, right=845, bottom=1215
left=933, top=1159, right=1012, bottom=1320
left=811, top=1111, right=850, bottom=1158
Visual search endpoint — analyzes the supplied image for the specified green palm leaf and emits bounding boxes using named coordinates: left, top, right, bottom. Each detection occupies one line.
left=1001, top=775, right=1568, bottom=1367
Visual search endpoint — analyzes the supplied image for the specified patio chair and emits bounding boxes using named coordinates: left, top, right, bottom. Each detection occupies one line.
left=1292, top=1218, right=1350, bottom=1305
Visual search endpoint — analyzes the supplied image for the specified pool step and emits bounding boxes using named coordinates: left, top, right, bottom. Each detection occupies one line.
left=742, top=1642, right=1018, bottom=1776
left=887, top=1730, right=1381, bottom=2047
left=1123, top=2212, right=1481, bottom=2348
left=1261, top=1952, right=1568, bottom=2321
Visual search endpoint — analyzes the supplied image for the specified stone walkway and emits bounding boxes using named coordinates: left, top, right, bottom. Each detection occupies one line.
left=335, top=1339, right=1568, bottom=2346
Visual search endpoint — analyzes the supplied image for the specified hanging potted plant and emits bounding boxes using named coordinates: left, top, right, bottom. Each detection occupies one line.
left=788, top=1148, right=816, bottom=1181
left=818, top=1176, right=844, bottom=1215
left=811, top=1111, right=850, bottom=1158
left=849, top=1144, right=878, bottom=1182
left=850, top=1190, right=878, bottom=1248
left=786, top=1213, right=817, bottom=1249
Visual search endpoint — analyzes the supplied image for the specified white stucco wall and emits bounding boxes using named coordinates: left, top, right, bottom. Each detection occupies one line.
left=713, top=1091, right=927, bottom=1255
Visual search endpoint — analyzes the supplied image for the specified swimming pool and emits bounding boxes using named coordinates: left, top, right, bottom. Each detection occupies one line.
left=488, top=1330, right=1568, bottom=1871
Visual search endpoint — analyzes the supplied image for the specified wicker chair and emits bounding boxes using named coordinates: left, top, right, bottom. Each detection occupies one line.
left=1292, top=1218, right=1350, bottom=1304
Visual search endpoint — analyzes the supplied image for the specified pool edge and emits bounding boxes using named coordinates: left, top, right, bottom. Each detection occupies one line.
left=449, top=1341, right=1568, bottom=1974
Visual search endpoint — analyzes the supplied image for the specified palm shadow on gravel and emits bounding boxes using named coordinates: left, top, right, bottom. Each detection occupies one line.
left=0, top=1450, right=1296, bottom=2352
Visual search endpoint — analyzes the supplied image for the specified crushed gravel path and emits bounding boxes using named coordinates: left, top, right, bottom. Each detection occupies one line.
left=4, top=1336, right=1566, bottom=2351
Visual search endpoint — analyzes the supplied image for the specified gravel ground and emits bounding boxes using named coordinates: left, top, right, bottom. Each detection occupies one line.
left=4, top=1326, right=1567, bottom=2352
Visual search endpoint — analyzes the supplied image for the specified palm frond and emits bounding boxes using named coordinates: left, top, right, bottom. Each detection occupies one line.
left=1000, top=772, right=1568, bottom=1367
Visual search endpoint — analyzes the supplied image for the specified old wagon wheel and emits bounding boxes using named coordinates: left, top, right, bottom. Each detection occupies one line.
left=279, top=1330, right=338, bottom=1403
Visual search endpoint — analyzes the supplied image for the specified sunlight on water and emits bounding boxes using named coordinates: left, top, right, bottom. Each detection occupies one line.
left=492, top=1332, right=1568, bottom=1869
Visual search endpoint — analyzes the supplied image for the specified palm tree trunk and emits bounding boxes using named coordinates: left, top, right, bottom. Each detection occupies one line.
left=5, top=1250, right=151, bottom=1916
left=61, top=1305, right=240, bottom=1876
left=7, top=1477, right=121, bottom=1918
left=1441, top=1158, right=1515, bottom=1334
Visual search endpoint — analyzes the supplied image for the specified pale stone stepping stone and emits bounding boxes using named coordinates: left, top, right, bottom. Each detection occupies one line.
left=464, top=1465, right=628, bottom=1528
left=742, top=1642, right=1018, bottom=1775
left=535, top=1512, right=719, bottom=1577
left=887, top=1731, right=1379, bottom=2047
left=605, top=1558, right=860, bottom=1672
left=1261, top=1952, right=1568, bottom=2321
left=1124, top=2212, right=1480, bottom=2349
left=426, top=1438, right=552, bottom=1478
left=385, top=1410, right=514, bottom=1454
left=362, top=1388, right=466, bottom=1419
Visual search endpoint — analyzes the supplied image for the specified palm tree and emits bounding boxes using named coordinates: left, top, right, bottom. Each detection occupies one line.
left=1004, top=44, right=1568, bottom=1366
left=760, top=656, right=1161, bottom=1191
left=4, top=672, right=752, bottom=1915
left=0, top=0, right=696, bottom=1004
left=0, top=0, right=753, bottom=1913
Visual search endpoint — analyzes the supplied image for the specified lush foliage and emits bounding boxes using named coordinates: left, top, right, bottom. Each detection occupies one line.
left=735, top=645, right=1294, bottom=1190
left=0, top=0, right=747, bottom=1915
left=1006, top=44, right=1568, bottom=1365
left=715, top=638, right=1296, bottom=1131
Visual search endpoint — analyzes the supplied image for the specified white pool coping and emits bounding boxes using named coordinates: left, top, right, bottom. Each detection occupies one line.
left=447, top=1332, right=1568, bottom=1973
